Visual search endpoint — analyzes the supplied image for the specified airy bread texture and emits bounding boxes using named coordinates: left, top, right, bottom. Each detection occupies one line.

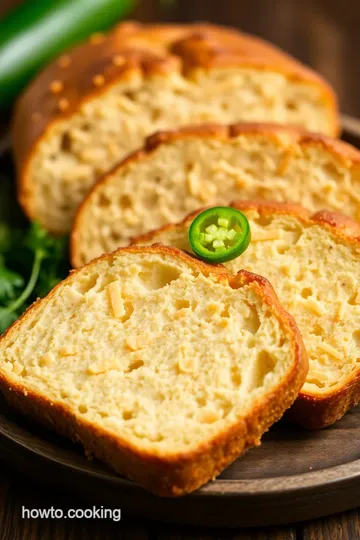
left=133, top=202, right=360, bottom=428
left=0, top=245, right=307, bottom=496
left=13, top=22, right=338, bottom=234
left=72, top=123, right=360, bottom=268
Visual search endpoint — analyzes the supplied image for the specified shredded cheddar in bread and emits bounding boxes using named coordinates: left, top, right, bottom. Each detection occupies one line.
left=71, top=124, right=360, bottom=268
left=13, top=23, right=338, bottom=234
left=132, top=202, right=360, bottom=428
left=0, top=246, right=307, bottom=496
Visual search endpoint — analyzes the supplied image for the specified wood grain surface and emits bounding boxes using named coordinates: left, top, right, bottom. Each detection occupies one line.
left=1, top=462, right=359, bottom=540
left=0, top=463, right=360, bottom=539
left=1, top=0, right=360, bottom=538
left=1, top=389, right=360, bottom=528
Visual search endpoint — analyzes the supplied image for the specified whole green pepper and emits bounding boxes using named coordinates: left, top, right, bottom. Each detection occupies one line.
left=0, top=0, right=136, bottom=109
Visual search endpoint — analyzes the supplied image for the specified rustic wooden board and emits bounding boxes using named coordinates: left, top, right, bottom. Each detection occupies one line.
left=0, top=115, right=360, bottom=528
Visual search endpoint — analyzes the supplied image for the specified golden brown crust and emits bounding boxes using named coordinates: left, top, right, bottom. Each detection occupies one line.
left=0, top=244, right=307, bottom=496
left=286, top=371, right=360, bottom=429
left=12, top=21, right=339, bottom=222
left=130, top=202, right=360, bottom=429
left=145, top=122, right=360, bottom=164
left=12, top=22, right=338, bottom=160
left=132, top=199, right=360, bottom=248
left=130, top=200, right=310, bottom=247
left=311, top=210, right=360, bottom=237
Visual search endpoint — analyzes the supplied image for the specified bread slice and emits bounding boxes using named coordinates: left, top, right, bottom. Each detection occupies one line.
left=71, top=122, right=360, bottom=268
left=13, top=22, right=338, bottom=235
left=0, top=245, right=307, bottom=496
left=132, top=202, right=360, bottom=428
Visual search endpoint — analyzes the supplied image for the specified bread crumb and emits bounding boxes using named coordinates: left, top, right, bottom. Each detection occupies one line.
left=50, top=80, right=64, bottom=95
left=58, top=98, right=69, bottom=112
left=276, top=149, right=294, bottom=176
left=59, top=346, right=77, bottom=357
left=280, top=264, right=291, bottom=277
left=199, top=182, right=217, bottom=203
left=206, top=302, right=221, bottom=315
left=337, top=301, right=346, bottom=320
left=80, top=147, right=107, bottom=164
left=107, top=281, right=125, bottom=319
left=252, top=231, right=281, bottom=242
left=113, top=55, right=126, bottom=67
left=212, top=160, right=248, bottom=187
left=198, top=408, right=221, bottom=424
left=125, top=334, right=149, bottom=351
left=303, top=297, right=324, bottom=316
left=88, top=362, right=109, bottom=375
left=134, top=424, right=150, bottom=438
left=317, top=342, right=342, bottom=360
left=128, top=264, right=141, bottom=276
left=13, top=362, right=24, bottom=376
left=173, top=308, right=187, bottom=319
left=39, top=352, right=54, bottom=366
left=178, top=355, right=197, bottom=373
left=186, top=163, right=201, bottom=197
left=218, top=318, right=229, bottom=328
left=93, top=75, right=105, bottom=87
left=123, top=209, right=140, bottom=226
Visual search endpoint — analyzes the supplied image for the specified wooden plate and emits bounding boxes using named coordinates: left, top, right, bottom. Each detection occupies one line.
left=0, top=115, right=360, bottom=528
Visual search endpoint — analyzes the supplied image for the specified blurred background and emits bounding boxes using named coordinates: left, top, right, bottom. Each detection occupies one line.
left=1, top=0, right=360, bottom=117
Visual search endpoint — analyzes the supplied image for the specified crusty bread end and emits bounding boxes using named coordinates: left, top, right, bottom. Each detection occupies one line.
left=13, top=22, right=338, bottom=234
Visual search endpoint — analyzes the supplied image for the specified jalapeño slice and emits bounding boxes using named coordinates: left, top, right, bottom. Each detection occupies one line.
left=188, top=207, right=251, bottom=263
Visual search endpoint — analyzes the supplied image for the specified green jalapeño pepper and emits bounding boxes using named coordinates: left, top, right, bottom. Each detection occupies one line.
left=188, top=207, right=251, bottom=264
left=0, top=0, right=136, bottom=109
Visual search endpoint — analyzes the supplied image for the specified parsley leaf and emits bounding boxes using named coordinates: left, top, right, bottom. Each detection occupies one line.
left=0, top=222, right=69, bottom=335
left=0, top=308, right=18, bottom=335
left=0, top=167, right=70, bottom=335
left=26, top=221, right=57, bottom=257
left=0, top=223, right=11, bottom=253
left=26, top=222, right=69, bottom=301
left=0, top=258, right=24, bottom=303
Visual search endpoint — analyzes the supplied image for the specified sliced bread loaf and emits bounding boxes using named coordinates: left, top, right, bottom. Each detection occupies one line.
left=133, top=202, right=360, bottom=428
left=13, top=22, right=338, bottom=234
left=0, top=245, right=307, bottom=496
left=71, top=123, right=360, bottom=268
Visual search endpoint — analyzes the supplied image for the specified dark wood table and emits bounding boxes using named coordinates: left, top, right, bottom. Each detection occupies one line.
left=1, top=0, right=360, bottom=538
left=1, top=463, right=359, bottom=540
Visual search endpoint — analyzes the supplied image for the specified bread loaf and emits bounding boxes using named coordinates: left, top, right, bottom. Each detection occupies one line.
left=132, top=202, right=360, bottom=428
left=72, top=123, right=360, bottom=268
left=0, top=245, right=307, bottom=495
left=13, top=22, right=338, bottom=234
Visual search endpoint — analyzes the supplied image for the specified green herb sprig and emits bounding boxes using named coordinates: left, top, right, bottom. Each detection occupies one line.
left=0, top=221, right=69, bottom=335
